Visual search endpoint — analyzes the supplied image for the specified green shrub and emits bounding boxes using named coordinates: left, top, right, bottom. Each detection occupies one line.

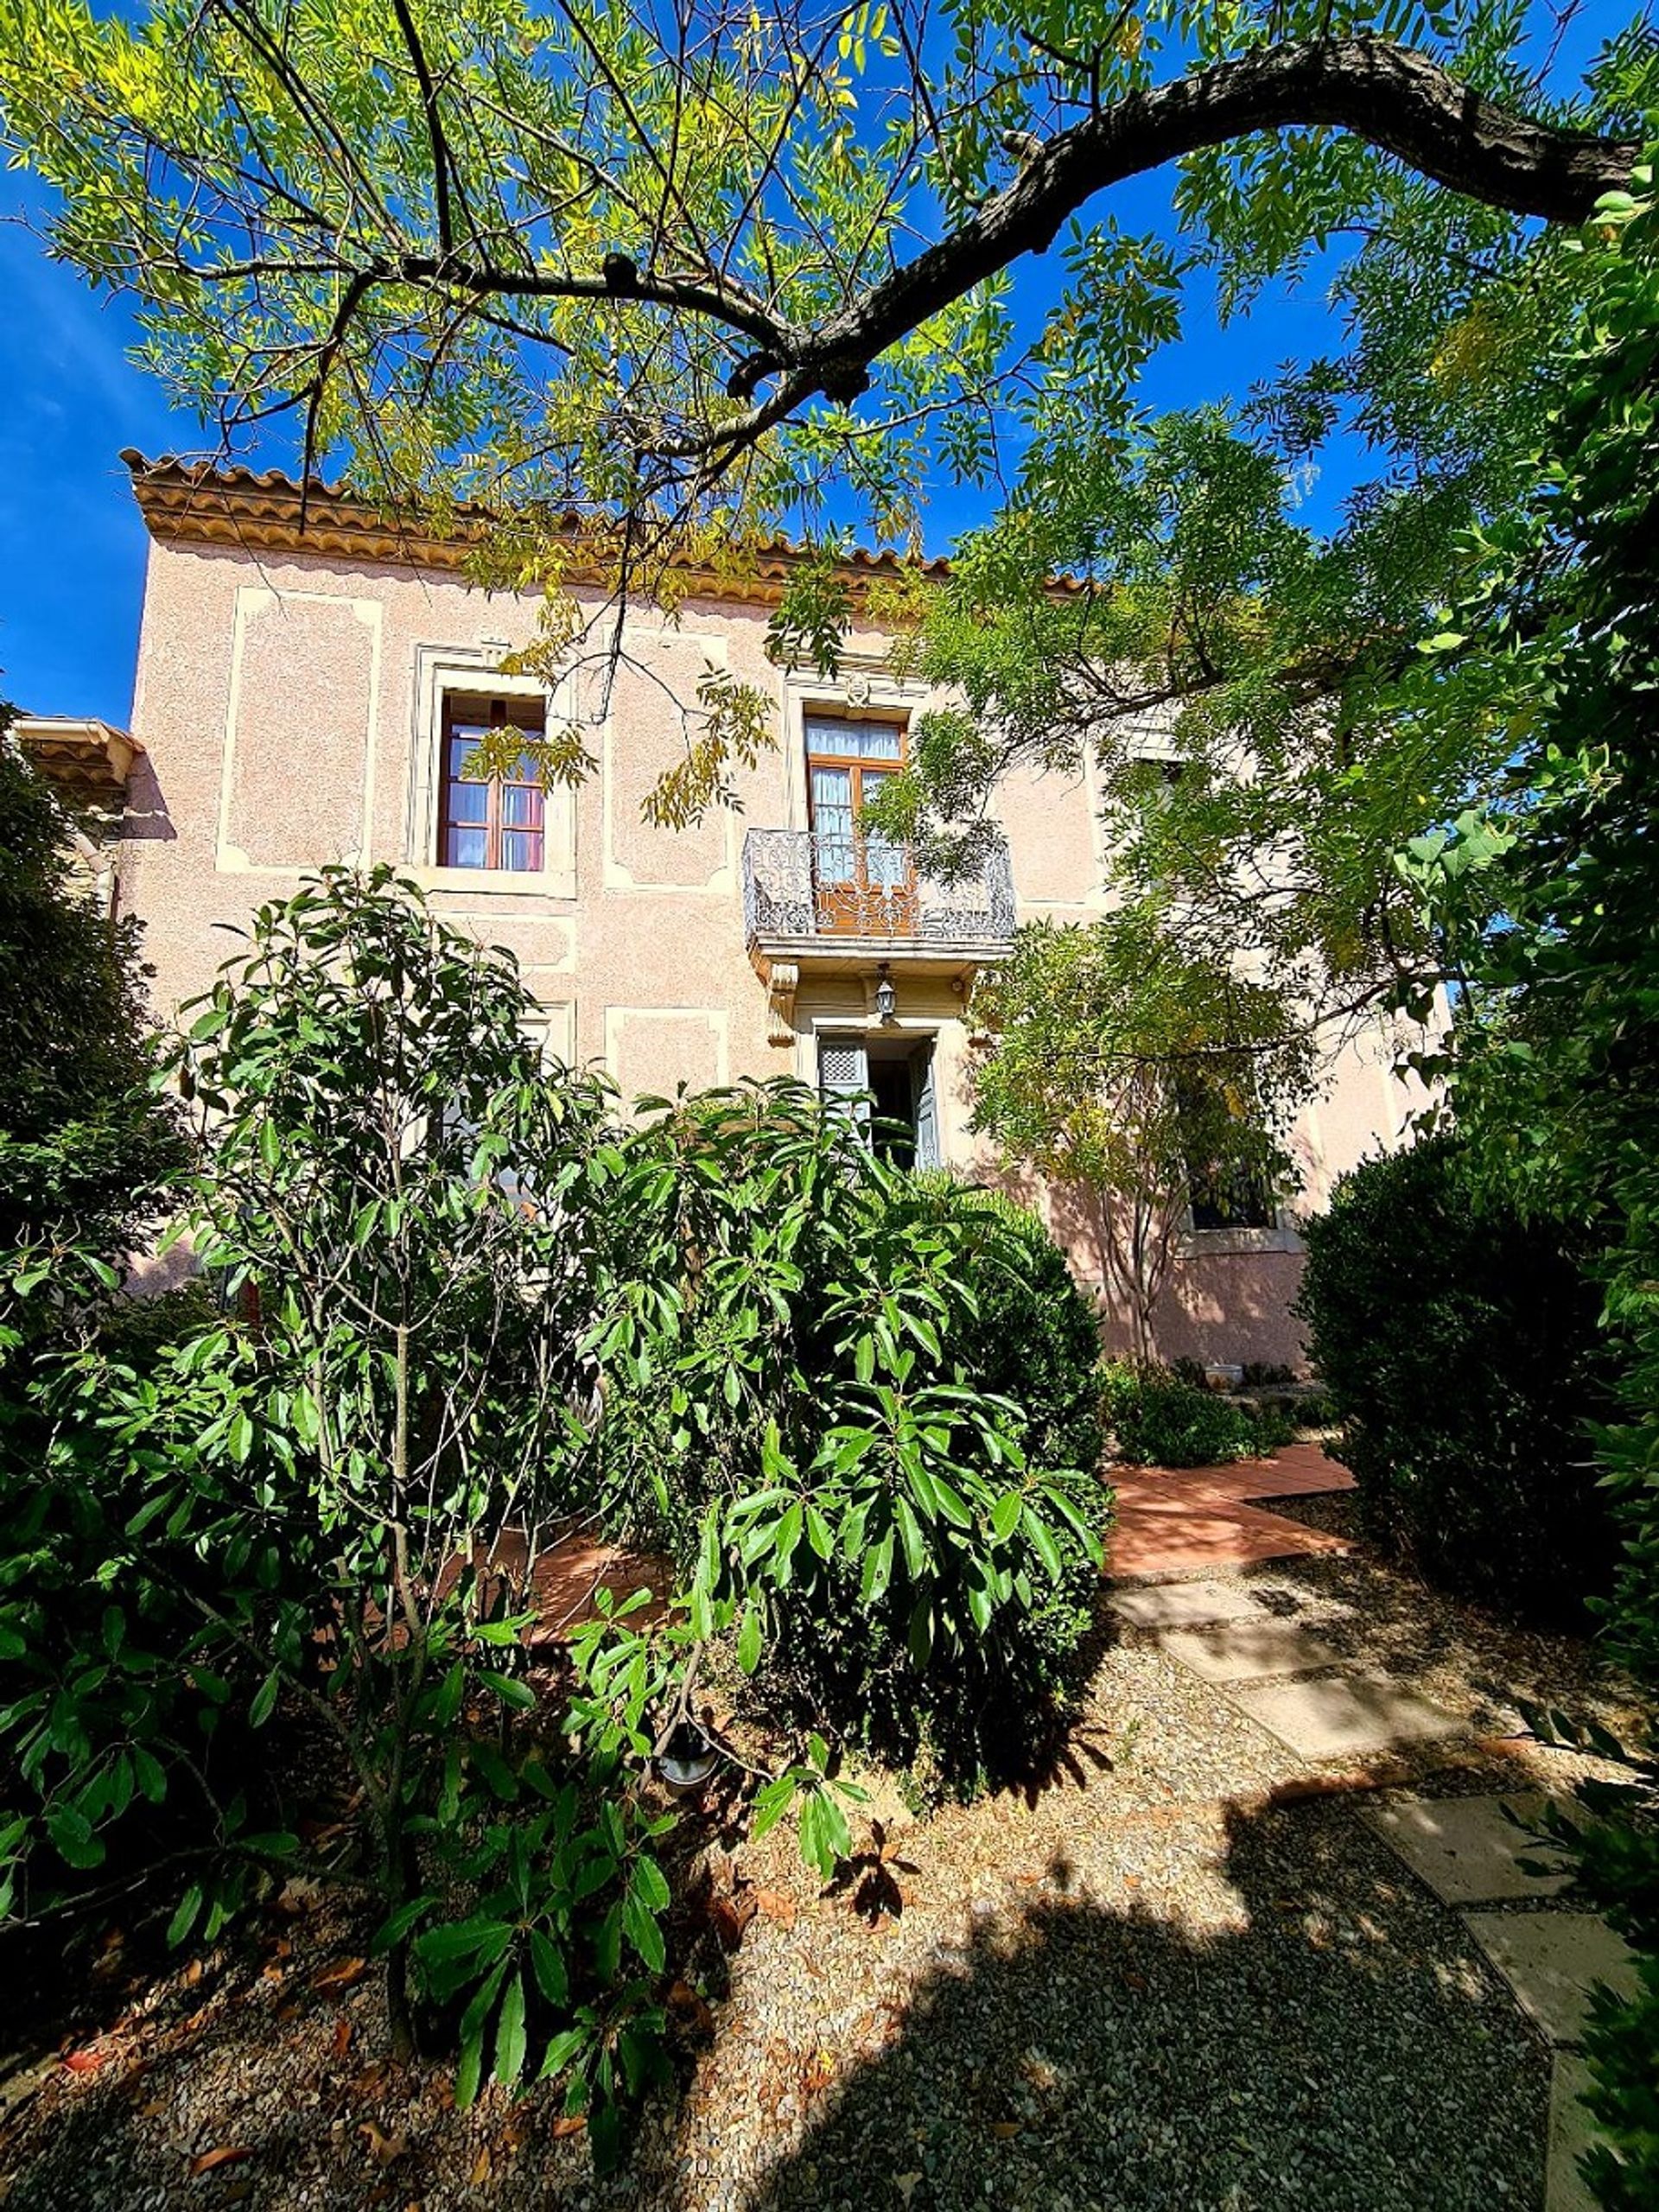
left=905, top=1173, right=1105, bottom=1476
left=592, top=1084, right=1113, bottom=1789
left=1, top=873, right=676, bottom=2160
left=1103, top=1360, right=1291, bottom=1467
left=1295, top=1135, right=1614, bottom=1626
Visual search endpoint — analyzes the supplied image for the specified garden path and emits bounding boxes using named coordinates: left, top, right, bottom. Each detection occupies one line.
left=1107, top=1440, right=1356, bottom=1579
left=1108, top=1446, right=1632, bottom=2212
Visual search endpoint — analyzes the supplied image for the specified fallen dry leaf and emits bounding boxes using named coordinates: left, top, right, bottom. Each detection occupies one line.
left=894, top=2176, right=923, bottom=2207
left=988, top=2120, right=1023, bottom=2139
left=333, top=2018, right=354, bottom=2061
left=549, top=2115, right=587, bottom=2139
left=708, top=1894, right=757, bottom=1953
left=182, top=1959, right=205, bottom=1986
left=359, top=2120, right=408, bottom=2168
left=468, top=2147, right=492, bottom=2186
left=312, top=1956, right=368, bottom=1994
left=60, top=2049, right=107, bottom=2075
left=752, top=1890, right=797, bottom=1929
left=667, top=1980, right=715, bottom=2037
left=188, top=2146, right=251, bottom=2177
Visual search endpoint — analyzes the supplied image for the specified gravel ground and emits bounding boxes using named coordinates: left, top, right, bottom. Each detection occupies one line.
left=0, top=1520, right=1636, bottom=2212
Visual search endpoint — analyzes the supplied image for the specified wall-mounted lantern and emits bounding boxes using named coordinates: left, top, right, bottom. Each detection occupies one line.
left=874, top=962, right=898, bottom=1025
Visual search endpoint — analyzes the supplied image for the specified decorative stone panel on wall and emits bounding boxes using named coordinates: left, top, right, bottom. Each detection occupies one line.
left=221, top=588, right=379, bottom=871
left=603, top=1007, right=728, bottom=1100
left=603, top=632, right=736, bottom=892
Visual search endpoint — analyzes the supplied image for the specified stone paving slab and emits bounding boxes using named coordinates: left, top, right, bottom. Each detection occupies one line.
left=1226, top=1669, right=1465, bottom=1759
left=1364, top=1793, right=1573, bottom=1905
left=1546, top=2056, right=1606, bottom=2212
left=1160, top=1618, right=1342, bottom=1683
left=1109, top=1580, right=1268, bottom=1630
left=1462, top=1911, right=1640, bottom=2049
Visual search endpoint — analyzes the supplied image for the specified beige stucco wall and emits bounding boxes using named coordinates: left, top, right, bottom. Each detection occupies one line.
left=118, top=529, right=1418, bottom=1370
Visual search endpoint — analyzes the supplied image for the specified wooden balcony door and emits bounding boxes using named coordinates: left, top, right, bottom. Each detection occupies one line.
left=805, top=713, right=915, bottom=936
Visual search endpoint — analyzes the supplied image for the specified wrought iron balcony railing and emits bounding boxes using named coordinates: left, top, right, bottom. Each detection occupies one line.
left=742, top=827, right=1015, bottom=951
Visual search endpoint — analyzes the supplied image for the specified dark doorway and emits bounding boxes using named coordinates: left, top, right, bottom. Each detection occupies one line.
left=868, top=1052, right=917, bottom=1166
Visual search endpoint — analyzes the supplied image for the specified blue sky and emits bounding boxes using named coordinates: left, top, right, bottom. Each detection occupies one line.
left=0, top=6, right=1611, bottom=729
left=0, top=174, right=1366, bottom=729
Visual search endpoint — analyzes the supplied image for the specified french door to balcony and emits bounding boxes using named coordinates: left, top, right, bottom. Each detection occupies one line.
left=805, top=714, right=916, bottom=937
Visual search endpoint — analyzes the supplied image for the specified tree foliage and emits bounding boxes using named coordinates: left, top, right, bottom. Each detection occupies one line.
left=0, top=3, right=1649, bottom=806
left=0, top=728, right=184, bottom=1255
left=1396, top=152, right=1659, bottom=2210
left=593, top=1081, right=1108, bottom=1785
left=968, top=899, right=1313, bottom=1357
left=3, top=871, right=1116, bottom=2153
left=1296, top=1134, right=1614, bottom=1624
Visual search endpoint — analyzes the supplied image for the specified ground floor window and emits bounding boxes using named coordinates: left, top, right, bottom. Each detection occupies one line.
left=1176, top=1071, right=1278, bottom=1230
left=817, top=1032, right=940, bottom=1170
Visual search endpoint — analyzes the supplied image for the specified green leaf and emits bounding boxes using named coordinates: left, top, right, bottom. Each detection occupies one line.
left=528, top=1929, right=569, bottom=2007
left=249, top=1667, right=283, bottom=1728
left=494, top=1970, right=528, bottom=2090
left=479, top=1671, right=537, bottom=1712
left=631, top=1854, right=671, bottom=1912
left=372, top=1896, right=437, bottom=1952
left=1021, top=1504, right=1064, bottom=1582
left=167, top=1882, right=203, bottom=1947
left=736, top=1601, right=763, bottom=1675
left=48, top=1804, right=105, bottom=1871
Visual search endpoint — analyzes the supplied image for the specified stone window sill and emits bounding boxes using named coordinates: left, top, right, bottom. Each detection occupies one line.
left=1178, top=1223, right=1304, bottom=1259
left=408, top=864, right=576, bottom=902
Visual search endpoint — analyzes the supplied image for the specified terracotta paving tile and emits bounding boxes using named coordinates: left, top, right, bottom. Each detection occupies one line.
left=1107, top=1444, right=1354, bottom=1581
left=525, top=1534, right=673, bottom=1641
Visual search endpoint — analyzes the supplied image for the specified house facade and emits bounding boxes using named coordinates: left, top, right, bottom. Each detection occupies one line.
left=50, top=453, right=1421, bottom=1367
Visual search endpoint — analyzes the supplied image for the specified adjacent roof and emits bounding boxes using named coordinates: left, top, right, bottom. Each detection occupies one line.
left=120, top=451, right=950, bottom=607
left=13, top=715, right=141, bottom=804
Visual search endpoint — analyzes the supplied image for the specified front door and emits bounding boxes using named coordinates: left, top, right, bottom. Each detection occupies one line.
left=805, top=714, right=916, bottom=936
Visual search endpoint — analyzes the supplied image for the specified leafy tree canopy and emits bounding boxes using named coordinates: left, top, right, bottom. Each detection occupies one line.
left=0, top=1, right=1650, bottom=814
left=0, top=721, right=184, bottom=1255
left=969, top=898, right=1314, bottom=1355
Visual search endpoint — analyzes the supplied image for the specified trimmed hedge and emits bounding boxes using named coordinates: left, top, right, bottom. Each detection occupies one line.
left=1295, top=1135, right=1615, bottom=1626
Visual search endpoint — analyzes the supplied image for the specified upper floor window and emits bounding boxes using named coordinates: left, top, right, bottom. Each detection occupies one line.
left=440, top=692, right=545, bottom=873
left=804, top=711, right=910, bottom=931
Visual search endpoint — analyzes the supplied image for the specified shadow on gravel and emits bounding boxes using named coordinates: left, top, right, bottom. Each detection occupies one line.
left=0, top=1800, right=1551, bottom=2212
left=694, top=1796, right=1551, bottom=2212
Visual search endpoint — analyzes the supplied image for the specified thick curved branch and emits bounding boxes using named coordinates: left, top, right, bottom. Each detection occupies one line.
left=391, top=252, right=795, bottom=356
left=734, top=35, right=1636, bottom=403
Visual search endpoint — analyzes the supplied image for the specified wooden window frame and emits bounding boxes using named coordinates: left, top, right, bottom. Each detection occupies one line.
left=804, top=710, right=913, bottom=934
left=438, top=693, right=547, bottom=874
left=804, top=710, right=910, bottom=821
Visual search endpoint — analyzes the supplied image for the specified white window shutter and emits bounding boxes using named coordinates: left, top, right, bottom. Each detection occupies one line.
left=912, top=1044, right=941, bottom=1170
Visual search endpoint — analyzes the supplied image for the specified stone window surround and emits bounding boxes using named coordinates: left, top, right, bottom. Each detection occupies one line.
left=778, top=658, right=931, bottom=832
left=405, top=645, right=576, bottom=899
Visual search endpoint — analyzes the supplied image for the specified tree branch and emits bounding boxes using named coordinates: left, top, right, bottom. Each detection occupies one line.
left=734, top=35, right=1636, bottom=404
